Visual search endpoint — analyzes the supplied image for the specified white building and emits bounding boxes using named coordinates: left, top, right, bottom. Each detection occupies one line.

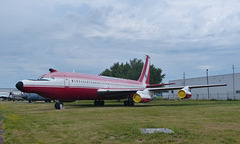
left=166, top=73, right=240, bottom=100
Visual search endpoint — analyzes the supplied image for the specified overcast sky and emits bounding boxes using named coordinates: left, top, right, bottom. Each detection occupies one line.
left=1, top=0, right=240, bottom=88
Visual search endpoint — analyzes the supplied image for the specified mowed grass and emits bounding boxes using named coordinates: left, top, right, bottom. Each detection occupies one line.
left=0, top=100, right=240, bottom=144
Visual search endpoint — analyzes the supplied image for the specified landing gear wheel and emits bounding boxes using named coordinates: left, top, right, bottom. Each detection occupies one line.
left=94, top=100, right=105, bottom=106
left=130, top=100, right=134, bottom=106
left=94, top=100, right=98, bottom=106
left=55, top=101, right=64, bottom=110
left=124, top=99, right=134, bottom=106
left=124, top=100, right=129, bottom=106
left=100, top=100, right=105, bottom=106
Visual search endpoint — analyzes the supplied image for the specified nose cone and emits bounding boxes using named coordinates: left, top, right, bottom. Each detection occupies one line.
left=16, top=81, right=23, bottom=91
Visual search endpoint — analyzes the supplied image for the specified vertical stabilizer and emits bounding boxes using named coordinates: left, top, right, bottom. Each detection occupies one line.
left=138, top=55, right=151, bottom=86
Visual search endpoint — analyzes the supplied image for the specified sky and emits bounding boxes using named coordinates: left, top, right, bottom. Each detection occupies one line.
left=1, top=0, right=240, bottom=88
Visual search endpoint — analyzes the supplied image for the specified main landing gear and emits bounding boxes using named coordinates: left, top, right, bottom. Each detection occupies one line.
left=94, top=100, right=105, bottom=106
left=55, top=100, right=63, bottom=110
left=124, top=98, right=134, bottom=106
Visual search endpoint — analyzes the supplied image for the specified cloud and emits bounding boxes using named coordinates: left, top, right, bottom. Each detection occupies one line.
left=0, top=0, right=240, bottom=87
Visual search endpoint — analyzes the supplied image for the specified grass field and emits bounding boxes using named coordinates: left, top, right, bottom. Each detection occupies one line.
left=0, top=100, right=240, bottom=144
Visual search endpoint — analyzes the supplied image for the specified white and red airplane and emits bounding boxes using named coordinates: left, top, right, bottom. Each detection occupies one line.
left=16, top=55, right=226, bottom=109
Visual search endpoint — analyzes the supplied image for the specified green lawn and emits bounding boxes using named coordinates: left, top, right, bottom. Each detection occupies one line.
left=0, top=100, right=240, bottom=144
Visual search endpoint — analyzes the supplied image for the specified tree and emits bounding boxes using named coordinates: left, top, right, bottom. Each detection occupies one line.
left=100, top=58, right=165, bottom=84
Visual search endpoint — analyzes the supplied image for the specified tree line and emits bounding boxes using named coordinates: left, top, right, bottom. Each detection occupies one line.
left=100, top=58, right=165, bottom=84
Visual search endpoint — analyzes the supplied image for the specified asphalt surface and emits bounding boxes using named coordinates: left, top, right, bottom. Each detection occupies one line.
left=0, top=115, right=4, bottom=144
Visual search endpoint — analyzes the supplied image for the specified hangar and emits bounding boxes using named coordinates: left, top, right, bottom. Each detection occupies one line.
left=166, top=73, right=240, bottom=100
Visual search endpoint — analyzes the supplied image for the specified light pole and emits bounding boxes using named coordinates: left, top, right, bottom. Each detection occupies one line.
left=183, top=72, right=186, bottom=86
left=233, top=65, right=235, bottom=100
left=206, top=69, right=209, bottom=100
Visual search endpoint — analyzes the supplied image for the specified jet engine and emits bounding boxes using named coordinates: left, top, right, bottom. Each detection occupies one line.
left=178, top=86, right=192, bottom=99
left=133, top=90, right=151, bottom=103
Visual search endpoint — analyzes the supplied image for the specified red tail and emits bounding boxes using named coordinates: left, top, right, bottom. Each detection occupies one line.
left=138, top=55, right=151, bottom=85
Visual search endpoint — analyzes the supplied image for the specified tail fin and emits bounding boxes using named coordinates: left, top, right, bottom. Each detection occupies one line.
left=138, top=55, right=151, bottom=86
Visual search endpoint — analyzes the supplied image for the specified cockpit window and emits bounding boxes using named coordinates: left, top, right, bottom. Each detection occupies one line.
left=38, top=77, right=55, bottom=81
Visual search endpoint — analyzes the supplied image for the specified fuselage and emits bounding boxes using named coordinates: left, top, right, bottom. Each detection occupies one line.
left=17, top=71, right=146, bottom=102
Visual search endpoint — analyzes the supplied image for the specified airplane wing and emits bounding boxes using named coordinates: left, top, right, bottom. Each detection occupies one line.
left=97, top=84, right=227, bottom=99
left=0, top=92, right=10, bottom=98
left=147, top=84, right=227, bottom=92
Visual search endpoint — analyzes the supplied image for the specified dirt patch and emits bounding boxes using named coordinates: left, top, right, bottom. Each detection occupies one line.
left=0, top=115, right=4, bottom=144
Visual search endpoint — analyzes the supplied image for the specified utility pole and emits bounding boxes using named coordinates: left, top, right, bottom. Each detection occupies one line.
left=233, top=65, right=235, bottom=100
left=206, top=69, right=209, bottom=100
left=183, top=72, right=186, bottom=86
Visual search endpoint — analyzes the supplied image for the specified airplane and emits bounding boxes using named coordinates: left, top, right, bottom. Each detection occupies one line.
left=0, top=91, right=23, bottom=101
left=15, top=55, right=227, bottom=109
left=0, top=92, right=10, bottom=101
left=9, top=91, right=24, bottom=101
left=22, top=93, right=52, bottom=103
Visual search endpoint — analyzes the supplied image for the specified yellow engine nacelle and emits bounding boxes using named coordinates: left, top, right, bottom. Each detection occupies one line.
left=133, top=93, right=151, bottom=103
left=177, top=86, right=192, bottom=99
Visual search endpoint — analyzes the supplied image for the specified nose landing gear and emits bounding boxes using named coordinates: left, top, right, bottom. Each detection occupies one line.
left=55, top=100, right=63, bottom=110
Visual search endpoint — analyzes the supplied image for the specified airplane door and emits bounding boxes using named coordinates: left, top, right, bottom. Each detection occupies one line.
left=65, top=79, right=70, bottom=87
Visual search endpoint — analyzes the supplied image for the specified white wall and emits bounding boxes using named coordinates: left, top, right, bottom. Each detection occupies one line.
left=166, top=73, right=240, bottom=100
